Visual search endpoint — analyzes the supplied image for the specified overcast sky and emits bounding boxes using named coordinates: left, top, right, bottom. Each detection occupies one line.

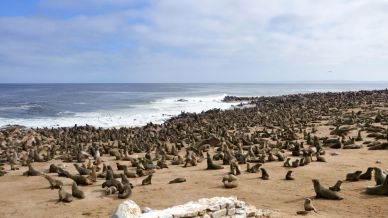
left=1, top=0, right=388, bottom=83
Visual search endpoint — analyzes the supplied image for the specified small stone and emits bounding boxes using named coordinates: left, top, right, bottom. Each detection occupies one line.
left=376, top=160, right=382, bottom=164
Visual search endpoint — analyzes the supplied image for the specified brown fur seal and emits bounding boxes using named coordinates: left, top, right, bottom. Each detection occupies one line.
left=70, top=174, right=93, bottom=186
left=72, top=182, right=85, bottom=199
left=169, top=178, right=186, bottom=184
left=74, top=164, right=91, bottom=175
left=23, top=164, right=41, bottom=176
left=222, top=174, right=238, bottom=188
left=123, top=166, right=137, bottom=178
left=142, top=175, right=152, bottom=185
left=261, top=168, right=269, bottom=180
left=374, top=167, right=387, bottom=185
left=366, top=176, right=388, bottom=195
left=230, top=160, right=241, bottom=175
left=206, top=152, right=224, bottom=170
left=316, top=153, right=326, bottom=162
left=346, top=170, right=362, bottom=181
left=247, top=163, right=262, bottom=173
left=329, top=180, right=342, bottom=192
left=312, top=179, right=343, bottom=200
left=285, top=170, right=294, bottom=180
left=304, top=198, right=317, bottom=213
left=102, top=179, right=122, bottom=190
left=43, top=174, right=63, bottom=189
left=58, top=186, right=73, bottom=203
left=359, top=167, right=373, bottom=180
left=118, top=184, right=132, bottom=199
left=283, top=158, right=291, bottom=167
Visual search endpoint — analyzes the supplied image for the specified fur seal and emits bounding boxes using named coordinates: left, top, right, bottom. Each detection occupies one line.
left=261, top=168, right=269, bottom=180
left=312, top=179, right=343, bottom=200
left=23, top=164, right=41, bottom=176
left=169, top=178, right=186, bottom=184
left=283, top=158, right=291, bottom=167
left=118, top=184, right=132, bottom=199
left=72, top=182, right=85, bottom=199
left=304, top=198, right=317, bottom=213
left=43, top=174, right=63, bottom=189
left=366, top=175, right=388, bottom=195
left=102, top=179, right=122, bottom=190
left=230, top=160, right=241, bottom=175
left=206, top=152, right=224, bottom=170
left=58, top=186, right=73, bottom=203
left=329, top=180, right=342, bottom=192
left=359, top=167, right=373, bottom=180
left=346, top=170, right=362, bottom=181
left=374, top=167, right=387, bottom=185
left=222, top=174, right=238, bottom=188
left=285, top=170, right=294, bottom=180
left=74, top=164, right=91, bottom=175
left=49, top=164, right=59, bottom=173
left=142, top=175, right=152, bottom=185
left=247, top=163, right=262, bottom=173
left=70, top=174, right=93, bottom=186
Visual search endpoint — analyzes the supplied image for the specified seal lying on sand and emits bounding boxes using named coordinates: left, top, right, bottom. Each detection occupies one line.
left=366, top=176, right=388, bottom=195
left=312, top=179, right=343, bottom=200
left=169, top=178, right=186, bottom=184
left=222, top=174, right=238, bottom=188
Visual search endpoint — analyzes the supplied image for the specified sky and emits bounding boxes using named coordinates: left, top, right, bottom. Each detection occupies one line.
left=0, top=0, right=388, bottom=83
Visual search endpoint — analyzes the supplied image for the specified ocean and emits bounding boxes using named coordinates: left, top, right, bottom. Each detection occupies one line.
left=0, top=83, right=387, bottom=128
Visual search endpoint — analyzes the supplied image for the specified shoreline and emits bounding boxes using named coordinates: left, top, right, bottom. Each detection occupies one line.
left=1, top=88, right=388, bottom=217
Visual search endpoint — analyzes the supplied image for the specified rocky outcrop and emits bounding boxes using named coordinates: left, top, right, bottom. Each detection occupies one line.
left=112, top=197, right=280, bottom=218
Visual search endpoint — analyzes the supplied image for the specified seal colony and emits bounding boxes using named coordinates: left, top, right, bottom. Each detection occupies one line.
left=1, top=89, right=388, bottom=217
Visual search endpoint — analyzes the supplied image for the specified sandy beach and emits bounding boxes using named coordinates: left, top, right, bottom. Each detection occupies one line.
left=1, top=90, right=388, bottom=218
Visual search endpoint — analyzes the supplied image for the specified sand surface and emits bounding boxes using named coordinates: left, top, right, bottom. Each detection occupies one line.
left=1, top=124, right=388, bottom=218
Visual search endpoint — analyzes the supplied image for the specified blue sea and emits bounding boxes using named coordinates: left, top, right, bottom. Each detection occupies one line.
left=0, top=83, right=387, bottom=128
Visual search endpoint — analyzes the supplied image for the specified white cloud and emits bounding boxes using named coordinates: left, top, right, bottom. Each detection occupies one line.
left=1, top=0, right=388, bottom=82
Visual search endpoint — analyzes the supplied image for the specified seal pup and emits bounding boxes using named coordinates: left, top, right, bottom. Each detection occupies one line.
left=43, top=174, right=63, bottom=189
left=329, top=180, right=343, bottom=192
left=261, top=168, right=269, bottom=180
left=285, top=170, right=294, bottom=180
left=72, top=182, right=85, bottom=199
left=296, top=198, right=318, bottom=214
left=359, top=167, right=373, bottom=180
left=346, top=170, right=362, bottom=181
left=222, top=174, right=238, bottom=188
left=169, top=178, right=186, bottom=184
left=230, top=160, right=241, bottom=175
left=142, top=175, right=152, bottom=185
left=312, top=179, right=343, bottom=200
left=206, top=152, right=224, bottom=170
left=58, top=186, right=73, bottom=203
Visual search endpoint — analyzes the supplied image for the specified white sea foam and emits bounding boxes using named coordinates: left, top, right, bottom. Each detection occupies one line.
left=0, top=94, right=239, bottom=128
